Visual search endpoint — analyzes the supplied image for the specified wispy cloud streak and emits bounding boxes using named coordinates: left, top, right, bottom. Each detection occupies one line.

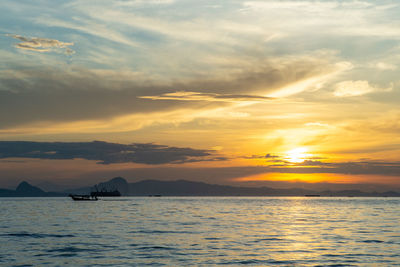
left=7, top=34, right=75, bottom=54
left=140, top=91, right=273, bottom=102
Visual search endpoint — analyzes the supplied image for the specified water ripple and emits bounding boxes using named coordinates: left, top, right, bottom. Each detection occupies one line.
left=1, top=197, right=400, bottom=266
left=3, top=232, right=75, bottom=238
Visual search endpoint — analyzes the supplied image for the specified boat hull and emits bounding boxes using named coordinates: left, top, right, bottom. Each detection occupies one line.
left=91, top=190, right=121, bottom=197
left=69, top=194, right=98, bottom=201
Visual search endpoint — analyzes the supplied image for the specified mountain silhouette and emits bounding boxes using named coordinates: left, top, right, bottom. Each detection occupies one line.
left=0, top=181, right=65, bottom=197
left=2, top=178, right=400, bottom=197
left=16, top=181, right=45, bottom=196
left=66, top=177, right=400, bottom=197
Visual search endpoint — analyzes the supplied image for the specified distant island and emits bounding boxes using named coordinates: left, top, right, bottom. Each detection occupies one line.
left=0, top=181, right=65, bottom=197
left=1, top=177, right=400, bottom=197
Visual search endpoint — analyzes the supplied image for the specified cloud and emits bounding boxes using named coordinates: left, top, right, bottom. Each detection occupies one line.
left=260, top=159, right=400, bottom=176
left=242, top=151, right=400, bottom=176
left=371, top=62, right=397, bottom=71
left=0, top=54, right=337, bottom=132
left=267, top=60, right=352, bottom=98
left=246, top=153, right=280, bottom=160
left=0, top=68, right=186, bottom=130
left=304, top=122, right=332, bottom=128
left=341, top=112, right=400, bottom=139
left=333, top=80, right=392, bottom=97
left=242, top=1, right=400, bottom=39
left=288, top=160, right=400, bottom=176
left=0, top=141, right=219, bottom=164
left=6, top=34, right=75, bottom=54
left=67, top=6, right=238, bottom=45
left=116, top=0, right=175, bottom=6
left=33, top=17, right=141, bottom=48
left=140, top=91, right=273, bottom=102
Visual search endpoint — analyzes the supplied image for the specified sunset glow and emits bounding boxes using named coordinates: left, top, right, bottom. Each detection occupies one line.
left=236, top=172, right=400, bottom=186
left=0, top=0, right=399, bottom=191
left=285, top=148, right=311, bottom=164
left=3, top=2, right=400, bottom=267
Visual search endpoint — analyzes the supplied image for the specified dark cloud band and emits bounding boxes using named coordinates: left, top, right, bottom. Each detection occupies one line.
left=0, top=141, right=217, bottom=164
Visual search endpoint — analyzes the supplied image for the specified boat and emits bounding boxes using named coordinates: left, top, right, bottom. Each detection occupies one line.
left=69, top=194, right=98, bottom=201
left=90, top=189, right=121, bottom=197
left=91, top=185, right=121, bottom=197
left=304, top=194, right=321, bottom=197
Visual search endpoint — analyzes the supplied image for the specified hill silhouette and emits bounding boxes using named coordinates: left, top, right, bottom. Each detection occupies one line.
left=1, top=177, right=400, bottom=197
left=0, top=181, right=65, bottom=197
left=66, top=177, right=400, bottom=197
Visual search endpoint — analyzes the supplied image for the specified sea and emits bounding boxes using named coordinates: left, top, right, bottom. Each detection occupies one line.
left=1, top=197, right=400, bottom=266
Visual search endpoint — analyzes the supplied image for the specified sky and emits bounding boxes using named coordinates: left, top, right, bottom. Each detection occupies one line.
left=0, top=0, right=400, bottom=190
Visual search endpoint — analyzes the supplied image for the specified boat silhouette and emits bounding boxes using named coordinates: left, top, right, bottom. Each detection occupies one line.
left=90, top=185, right=121, bottom=197
left=69, top=194, right=98, bottom=201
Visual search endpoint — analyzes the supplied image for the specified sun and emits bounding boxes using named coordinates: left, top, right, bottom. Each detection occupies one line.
left=285, top=147, right=310, bottom=163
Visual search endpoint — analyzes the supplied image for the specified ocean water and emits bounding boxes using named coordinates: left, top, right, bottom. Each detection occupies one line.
left=1, top=197, right=400, bottom=266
